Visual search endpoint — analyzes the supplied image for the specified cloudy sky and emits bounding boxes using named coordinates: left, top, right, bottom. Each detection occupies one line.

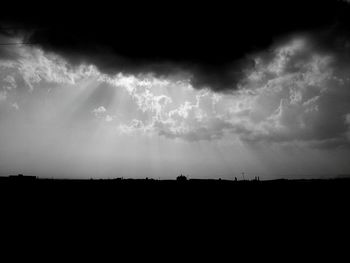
left=1, top=0, right=350, bottom=179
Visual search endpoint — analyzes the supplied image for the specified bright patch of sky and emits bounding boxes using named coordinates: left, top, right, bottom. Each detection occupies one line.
left=1, top=34, right=350, bottom=179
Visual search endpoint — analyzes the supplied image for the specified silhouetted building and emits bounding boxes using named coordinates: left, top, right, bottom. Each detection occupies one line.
left=176, top=174, right=187, bottom=182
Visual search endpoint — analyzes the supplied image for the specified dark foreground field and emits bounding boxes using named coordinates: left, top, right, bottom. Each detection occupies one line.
left=1, top=175, right=349, bottom=256
left=2, top=175, right=349, bottom=231
left=1, top=175, right=350, bottom=208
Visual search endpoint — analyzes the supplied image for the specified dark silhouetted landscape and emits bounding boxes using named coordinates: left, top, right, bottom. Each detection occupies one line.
left=2, top=174, right=350, bottom=207
left=1, top=1, right=350, bottom=254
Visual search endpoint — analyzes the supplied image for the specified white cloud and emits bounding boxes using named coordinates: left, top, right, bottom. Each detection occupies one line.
left=12, top=102, right=19, bottom=110
left=106, top=37, right=350, bottom=147
left=1, top=33, right=350, bottom=148
left=92, top=106, right=107, bottom=115
left=17, top=48, right=99, bottom=89
left=118, top=119, right=147, bottom=134
left=1, top=35, right=100, bottom=91
left=92, top=106, right=115, bottom=123
left=3, top=75, right=17, bottom=90
left=105, top=115, right=113, bottom=122
left=228, top=39, right=350, bottom=148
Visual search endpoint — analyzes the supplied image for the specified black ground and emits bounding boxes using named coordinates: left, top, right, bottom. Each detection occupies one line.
left=2, top=175, right=349, bottom=209
left=1, top=175, right=349, bottom=256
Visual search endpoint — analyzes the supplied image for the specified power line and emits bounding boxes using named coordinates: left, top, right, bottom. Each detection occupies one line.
left=0, top=42, right=37, bottom=46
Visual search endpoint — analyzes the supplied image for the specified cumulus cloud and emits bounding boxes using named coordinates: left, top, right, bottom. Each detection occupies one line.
left=92, top=106, right=107, bottom=115
left=105, top=115, right=114, bottom=122
left=1, top=32, right=350, bottom=149
left=91, top=106, right=115, bottom=123
left=232, top=37, right=350, bottom=148
left=118, top=119, right=147, bottom=134
left=0, top=34, right=100, bottom=92
left=12, top=102, right=19, bottom=110
left=101, top=37, right=350, bottom=148
left=3, top=75, right=16, bottom=90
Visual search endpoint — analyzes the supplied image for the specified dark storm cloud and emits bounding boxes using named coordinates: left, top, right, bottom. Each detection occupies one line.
left=1, top=0, right=350, bottom=91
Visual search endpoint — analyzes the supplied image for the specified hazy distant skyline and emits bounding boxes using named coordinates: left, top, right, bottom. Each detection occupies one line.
left=1, top=0, right=350, bottom=179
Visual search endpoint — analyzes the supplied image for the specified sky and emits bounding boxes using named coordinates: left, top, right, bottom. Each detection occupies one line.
left=1, top=0, right=350, bottom=179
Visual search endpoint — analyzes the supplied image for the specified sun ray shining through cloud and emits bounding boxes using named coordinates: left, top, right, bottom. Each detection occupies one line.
left=1, top=30, right=350, bottom=179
